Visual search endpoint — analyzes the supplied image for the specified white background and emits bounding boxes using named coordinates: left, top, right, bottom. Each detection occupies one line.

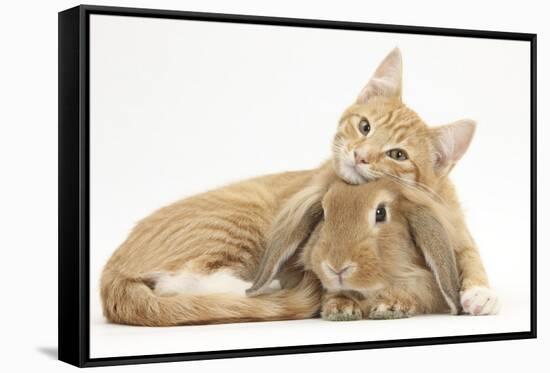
left=88, top=13, right=531, bottom=358
left=0, top=0, right=547, bottom=372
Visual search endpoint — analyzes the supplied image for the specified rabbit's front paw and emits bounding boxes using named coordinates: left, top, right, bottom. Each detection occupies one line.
left=460, top=286, right=500, bottom=315
left=368, top=300, right=416, bottom=320
left=322, top=296, right=362, bottom=321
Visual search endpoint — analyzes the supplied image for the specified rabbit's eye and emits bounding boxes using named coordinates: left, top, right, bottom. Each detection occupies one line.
left=358, top=118, right=371, bottom=135
left=386, top=148, right=408, bottom=161
left=375, top=206, right=387, bottom=223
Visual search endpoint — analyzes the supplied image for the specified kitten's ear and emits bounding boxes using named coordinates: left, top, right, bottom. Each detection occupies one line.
left=430, top=119, right=476, bottom=176
left=356, top=47, right=403, bottom=104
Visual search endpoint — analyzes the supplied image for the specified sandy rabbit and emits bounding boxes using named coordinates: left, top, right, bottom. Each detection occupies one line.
left=278, top=178, right=462, bottom=321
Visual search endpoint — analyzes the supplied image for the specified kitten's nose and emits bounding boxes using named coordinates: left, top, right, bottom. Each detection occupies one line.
left=354, top=150, right=369, bottom=165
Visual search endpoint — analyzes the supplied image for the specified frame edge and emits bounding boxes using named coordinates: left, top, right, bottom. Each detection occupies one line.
left=58, top=5, right=86, bottom=368
left=529, top=33, right=537, bottom=338
left=79, top=3, right=536, bottom=40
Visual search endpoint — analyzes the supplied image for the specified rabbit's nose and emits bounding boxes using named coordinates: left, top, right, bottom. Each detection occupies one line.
left=323, top=262, right=356, bottom=284
left=327, top=264, right=352, bottom=276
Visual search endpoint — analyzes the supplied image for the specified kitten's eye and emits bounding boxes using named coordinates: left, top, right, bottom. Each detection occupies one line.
left=375, top=205, right=387, bottom=223
left=386, top=148, right=408, bottom=161
left=358, top=118, right=371, bottom=135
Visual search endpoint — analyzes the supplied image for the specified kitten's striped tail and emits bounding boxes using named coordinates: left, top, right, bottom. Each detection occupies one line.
left=100, top=270, right=322, bottom=326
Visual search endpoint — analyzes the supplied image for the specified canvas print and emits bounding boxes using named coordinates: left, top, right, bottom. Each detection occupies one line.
left=80, top=10, right=533, bottom=361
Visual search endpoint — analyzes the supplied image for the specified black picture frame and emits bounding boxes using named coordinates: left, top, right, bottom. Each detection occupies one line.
left=58, top=4, right=537, bottom=368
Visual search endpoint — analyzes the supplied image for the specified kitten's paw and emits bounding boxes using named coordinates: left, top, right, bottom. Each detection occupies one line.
left=368, top=301, right=416, bottom=320
left=460, top=286, right=500, bottom=315
left=322, top=296, right=362, bottom=321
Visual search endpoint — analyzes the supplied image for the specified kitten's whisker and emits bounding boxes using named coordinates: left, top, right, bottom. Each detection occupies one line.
left=379, top=171, right=443, bottom=203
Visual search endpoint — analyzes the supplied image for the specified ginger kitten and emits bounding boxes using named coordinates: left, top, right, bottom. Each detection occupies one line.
left=248, top=48, right=499, bottom=316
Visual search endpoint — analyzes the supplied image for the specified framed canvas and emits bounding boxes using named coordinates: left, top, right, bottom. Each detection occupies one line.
left=58, top=4, right=537, bottom=368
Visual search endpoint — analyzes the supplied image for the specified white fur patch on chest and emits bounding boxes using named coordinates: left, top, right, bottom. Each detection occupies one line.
left=152, top=270, right=256, bottom=296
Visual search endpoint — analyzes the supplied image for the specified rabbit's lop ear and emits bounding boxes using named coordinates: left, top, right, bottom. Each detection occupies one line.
left=406, top=205, right=461, bottom=314
left=246, top=187, right=324, bottom=297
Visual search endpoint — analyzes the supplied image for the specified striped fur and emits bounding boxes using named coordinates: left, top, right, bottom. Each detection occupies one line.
left=100, top=171, right=323, bottom=326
